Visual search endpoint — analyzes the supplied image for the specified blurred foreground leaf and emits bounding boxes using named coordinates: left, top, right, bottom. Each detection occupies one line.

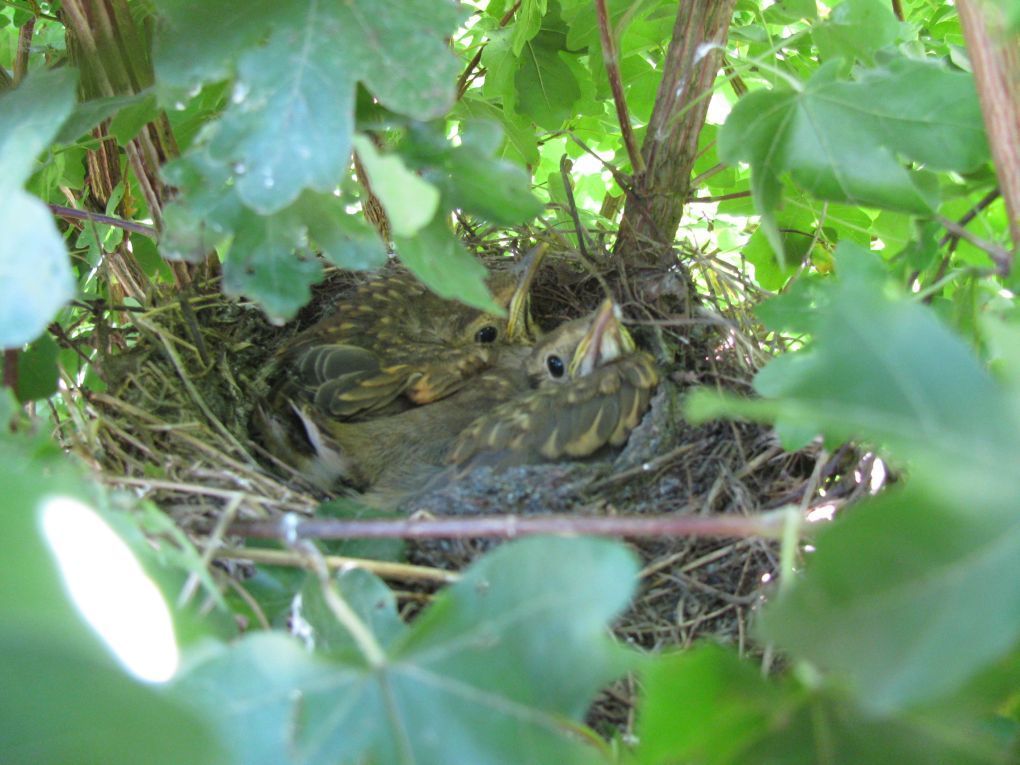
left=171, top=537, right=638, bottom=765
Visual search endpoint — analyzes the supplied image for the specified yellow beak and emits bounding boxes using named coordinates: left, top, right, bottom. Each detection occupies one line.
left=568, top=299, right=636, bottom=378
left=505, top=244, right=548, bottom=343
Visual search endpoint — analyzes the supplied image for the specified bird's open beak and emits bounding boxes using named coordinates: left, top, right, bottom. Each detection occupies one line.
left=505, top=244, right=547, bottom=342
left=568, top=299, right=636, bottom=377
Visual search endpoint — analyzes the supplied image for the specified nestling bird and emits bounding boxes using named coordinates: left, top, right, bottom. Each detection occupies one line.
left=257, top=251, right=545, bottom=485
left=272, top=250, right=545, bottom=420
left=275, top=299, right=660, bottom=503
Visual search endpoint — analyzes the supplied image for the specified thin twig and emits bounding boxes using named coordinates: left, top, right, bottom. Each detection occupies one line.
left=559, top=154, right=592, bottom=261
left=688, top=191, right=752, bottom=204
left=936, top=214, right=1012, bottom=273
left=216, top=547, right=459, bottom=585
left=937, top=188, right=1001, bottom=248
left=134, top=316, right=257, bottom=464
left=587, top=441, right=707, bottom=491
left=108, top=475, right=315, bottom=513
left=455, top=1, right=522, bottom=99
left=179, top=492, right=244, bottom=607
left=228, top=510, right=794, bottom=542
left=594, top=0, right=645, bottom=174
left=49, top=203, right=157, bottom=237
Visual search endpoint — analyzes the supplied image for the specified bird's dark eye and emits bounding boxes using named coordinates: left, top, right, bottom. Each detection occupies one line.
left=475, top=325, right=499, bottom=344
left=546, top=355, right=565, bottom=378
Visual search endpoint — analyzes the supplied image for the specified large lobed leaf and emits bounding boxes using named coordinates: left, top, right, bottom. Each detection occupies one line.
left=719, top=54, right=988, bottom=261
left=170, top=537, right=638, bottom=765
left=688, top=241, right=1020, bottom=712
left=0, top=435, right=224, bottom=765
left=635, top=646, right=1012, bottom=764
left=155, top=0, right=464, bottom=214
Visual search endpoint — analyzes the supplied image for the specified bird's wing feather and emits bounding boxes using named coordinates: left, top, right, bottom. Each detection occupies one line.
left=450, top=352, right=659, bottom=466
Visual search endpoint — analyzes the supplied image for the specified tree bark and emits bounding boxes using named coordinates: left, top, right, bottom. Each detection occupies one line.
left=958, top=0, right=1020, bottom=272
left=614, top=1, right=735, bottom=271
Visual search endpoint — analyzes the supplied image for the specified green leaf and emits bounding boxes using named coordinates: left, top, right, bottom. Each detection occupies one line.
left=560, top=0, right=657, bottom=49
left=0, top=68, right=78, bottom=347
left=108, top=92, right=160, bottom=144
left=316, top=498, right=405, bottom=561
left=812, top=0, right=901, bottom=65
left=750, top=242, right=1018, bottom=506
left=510, top=0, right=548, bottom=55
left=693, top=241, right=1020, bottom=711
left=157, top=0, right=464, bottom=214
left=636, top=646, right=790, bottom=764
left=16, top=332, right=59, bottom=401
left=153, top=0, right=278, bottom=88
left=515, top=30, right=582, bottom=130
left=635, top=646, right=1012, bottom=764
left=0, top=67, right=78, bottom=190
left=761, top=487, right=1020, bottom=715
left=160, top=149, right=246, bottom=261
left=480, top=28, right=519, bottom=114
left=402, top=121, right=544, bottom=224
left=3, top=632, right=226, bottom=765
left=55, top=90, right=155, bottom=145
left=454, top=96, right=541, bottom=167
left=222, top=206, right=324, bottom=323
left=741, top=226, right=807, bottom=291
left=1, top=191, right=76, bottom=347
left=394, top=216, right=502, bottom=315
left=754, top=274, right=824, bottom=333
left=352, top=134, right=440, bottom=237
left=297, top=568, right=405, bottom=655
left=172, top=537, right=637, bottom=765
left=296, top=192, right=387, bottom=272
left=0, top=440, right=224, bottom=765
left=764, top=0, right=819, bottom=23
left=719, top=56, right=987, bottom=260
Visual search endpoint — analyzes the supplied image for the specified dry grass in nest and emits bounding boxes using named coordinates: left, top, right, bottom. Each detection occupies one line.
left=54, top=243, right=869, bottom=734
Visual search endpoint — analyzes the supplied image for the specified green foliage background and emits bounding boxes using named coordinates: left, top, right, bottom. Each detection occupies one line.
left=2, top=0, right=1019, bottom=763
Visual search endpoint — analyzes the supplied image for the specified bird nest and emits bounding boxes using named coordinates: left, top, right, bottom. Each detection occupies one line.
left=63, top=245, right=854, bottom=734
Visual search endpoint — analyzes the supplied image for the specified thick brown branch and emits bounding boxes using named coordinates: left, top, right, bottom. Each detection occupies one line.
left=958, top=0, right=1020, bottom=272
left=614, top=0, right=736, bottom=267
left=227, top=511, right=792, bottom=543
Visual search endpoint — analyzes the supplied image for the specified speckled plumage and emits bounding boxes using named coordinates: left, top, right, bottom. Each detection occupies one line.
left=270, top=300, right=660, bottom=503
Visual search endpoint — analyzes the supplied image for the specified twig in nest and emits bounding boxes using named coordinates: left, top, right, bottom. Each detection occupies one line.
left=133, top=315, right=256, bottom=464
left=587, top=440, right=708, bottom=491
left=179, top=492, right=245, bottom=607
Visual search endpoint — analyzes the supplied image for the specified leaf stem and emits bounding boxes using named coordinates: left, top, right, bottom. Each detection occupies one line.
left=291, top=535, right=387, bottom=667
